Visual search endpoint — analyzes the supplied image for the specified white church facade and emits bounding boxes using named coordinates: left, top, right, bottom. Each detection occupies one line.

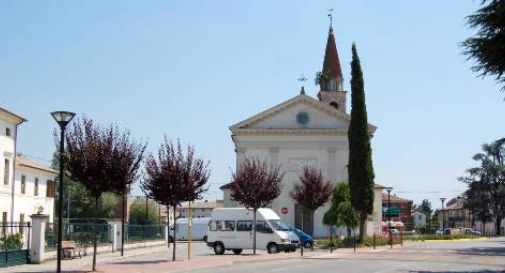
left=221, top=26, right=384, bottom=238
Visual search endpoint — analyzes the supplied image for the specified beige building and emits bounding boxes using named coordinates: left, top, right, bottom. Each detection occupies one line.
left=177, top=200, right=223, bottom=219
left=221, top=25, right=383, bottom=238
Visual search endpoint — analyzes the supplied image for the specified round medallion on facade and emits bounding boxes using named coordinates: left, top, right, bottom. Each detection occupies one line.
left=296, top=111, right=310, bottom=125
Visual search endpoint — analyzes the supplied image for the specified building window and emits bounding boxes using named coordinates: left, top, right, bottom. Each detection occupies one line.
left=21, top=175, right=26, bottom=194
left=34, top=178, right=39, bottom=196
left=3, top=159, right=9, bottom=185
left=5, top=128, right=11, bottom=137
left=46, top=180, right=55, bottom=198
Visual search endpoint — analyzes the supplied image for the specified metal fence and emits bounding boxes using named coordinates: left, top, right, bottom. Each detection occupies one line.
left=0, top=222, right=31, bottom=267
left=125, top=224, right=166, bottom=243
left=45, top=222, right=112, bottom=251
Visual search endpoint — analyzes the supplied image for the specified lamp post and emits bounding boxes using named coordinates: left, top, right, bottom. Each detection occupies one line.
left=51, top=111, right=75, bottom=273
left=440, top=198, right=446, bottom=232
left=384, top=187, right=393, bottom=249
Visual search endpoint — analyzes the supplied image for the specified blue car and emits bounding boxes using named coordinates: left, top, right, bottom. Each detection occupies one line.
left=292, top=228, right=313, bottom=248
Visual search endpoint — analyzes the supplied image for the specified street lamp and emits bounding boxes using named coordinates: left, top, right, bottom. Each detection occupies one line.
left=51, top=111, right=75, bottom=273
left=384, top=186, right=393, bottom=249
left=440, top=197, right=446, bottom=232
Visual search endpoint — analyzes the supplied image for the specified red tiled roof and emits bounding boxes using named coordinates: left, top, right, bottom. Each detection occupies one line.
left=322, top=27, right=343, bottom=79
left=381, top=193, right=412, bottom=203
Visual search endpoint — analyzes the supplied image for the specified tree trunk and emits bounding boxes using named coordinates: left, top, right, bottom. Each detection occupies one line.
left=495, top=216, right=502, bottom=236
left=166, top=206, right=170, bottom=248
left=121, top=189, right=126, bottom=256
left=92, top=197, right=98, bottom=271
left=358, top=212, right=366, bottom=242
left=253, top=209, right=257, bottom=255
left=172, top=205, right=177, bottom=261
left=427, top=213, right=431, bottom=234
left=347, top=227, right=351, bottom=239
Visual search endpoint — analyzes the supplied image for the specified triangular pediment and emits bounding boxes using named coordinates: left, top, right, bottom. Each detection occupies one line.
left=230, top=94, right=377, bottom=134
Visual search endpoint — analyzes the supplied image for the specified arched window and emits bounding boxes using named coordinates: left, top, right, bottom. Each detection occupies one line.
left=329, top=101, right=339, bottom=109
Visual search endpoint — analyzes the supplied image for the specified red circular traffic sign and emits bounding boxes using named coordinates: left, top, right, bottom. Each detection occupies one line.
left=281, top=207, right=289, bottom=214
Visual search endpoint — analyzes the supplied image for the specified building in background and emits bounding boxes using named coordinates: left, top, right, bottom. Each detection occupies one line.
left=177, top=200, right=223, bottom=219
left=14, top=156, right=57, bottom=222
left=413, top=210, right=427, bottom=228
left=382, top=193, right=414, bottom=231
left=0, top=107, right=57, bottom=226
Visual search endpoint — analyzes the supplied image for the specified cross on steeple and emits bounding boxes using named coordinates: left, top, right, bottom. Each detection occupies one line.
left=328, top=9, right=333, bottom=29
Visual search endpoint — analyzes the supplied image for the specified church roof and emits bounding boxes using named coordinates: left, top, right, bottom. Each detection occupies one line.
left=229, top=94, right=376, bottom=134
left=322, top=27, right=343, bottom=79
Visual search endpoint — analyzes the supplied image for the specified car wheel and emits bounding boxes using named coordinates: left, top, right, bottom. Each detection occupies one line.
left=267, top=243, right=278, bottom=254
left=203, top=236, right=208, bottom=242
left=214, top=242, right=225, bottom=255
left=304, top=241, right=312, bottom=249
left=232, top=249, right=243, bottom=255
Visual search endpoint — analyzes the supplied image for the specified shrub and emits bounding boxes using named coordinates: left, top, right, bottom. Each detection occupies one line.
left=0, top=233, right=23, bottom=250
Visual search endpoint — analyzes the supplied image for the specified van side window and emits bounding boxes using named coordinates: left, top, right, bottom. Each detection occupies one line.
left=209, top=220, right=218, bottom=231
left=236, top=220, right=253, bottom=231
left=256, top=221, right=272, bottom=233
left=218, top=220, right=235, bottom=231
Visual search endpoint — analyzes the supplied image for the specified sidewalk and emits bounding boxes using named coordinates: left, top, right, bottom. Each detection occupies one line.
left=0, top=244, right=172, bottom=273
left=0, top=245, right=326, bottom=273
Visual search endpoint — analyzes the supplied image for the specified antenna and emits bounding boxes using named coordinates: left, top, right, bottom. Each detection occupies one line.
left=328, top=8, right=333, bottom=27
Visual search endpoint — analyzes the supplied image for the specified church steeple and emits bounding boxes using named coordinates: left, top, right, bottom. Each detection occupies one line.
left=317, top=21, right=347, bottom=113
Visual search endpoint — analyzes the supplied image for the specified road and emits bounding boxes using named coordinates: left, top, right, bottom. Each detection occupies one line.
left=8, top=238, right=505, bottom=272
left=186, top=238, right=505, bottom=273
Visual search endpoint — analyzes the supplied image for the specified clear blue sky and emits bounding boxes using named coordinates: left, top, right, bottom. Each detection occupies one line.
left=1, top=1, right=503, bottom=209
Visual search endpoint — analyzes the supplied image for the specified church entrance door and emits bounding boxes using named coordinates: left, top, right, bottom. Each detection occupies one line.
left=294, top=204, right=314, bottom=236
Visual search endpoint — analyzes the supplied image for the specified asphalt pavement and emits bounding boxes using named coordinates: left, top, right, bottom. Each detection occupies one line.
left=186, top=238, right=505, bottom=273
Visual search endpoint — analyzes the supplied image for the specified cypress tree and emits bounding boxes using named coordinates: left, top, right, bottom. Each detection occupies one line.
left=348, top=43, right=375, bottom=242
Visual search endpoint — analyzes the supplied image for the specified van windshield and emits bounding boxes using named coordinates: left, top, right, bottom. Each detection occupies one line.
left=268, top=220, right=290, bottom=231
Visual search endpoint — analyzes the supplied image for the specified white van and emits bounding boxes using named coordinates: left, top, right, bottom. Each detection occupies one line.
left=169, top=217, right=210, bottom=242
left=206, top=208, right=297, bottom=255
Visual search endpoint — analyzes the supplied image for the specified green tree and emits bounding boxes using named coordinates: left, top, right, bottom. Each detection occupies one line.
left=418, top=199, right=433, bottom=232
left=128, top=199, right=159, bottom=225
left=348, top=44, right=375, bottom=242
left=462, top=0, right=505, bottom=90
left=323, top=183, right=358, bottom=238
left=460, top=138, right=505, bottom=235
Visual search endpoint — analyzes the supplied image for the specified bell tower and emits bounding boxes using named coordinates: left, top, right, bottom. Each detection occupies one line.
left=317, top=22, right=347, bottom=113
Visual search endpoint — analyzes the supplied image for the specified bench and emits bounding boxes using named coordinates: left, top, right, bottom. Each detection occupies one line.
left=61, top=241, right=82, bottom=259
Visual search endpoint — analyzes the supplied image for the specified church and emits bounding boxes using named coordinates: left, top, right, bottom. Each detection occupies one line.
left=220, top=25, right=384, bottom=238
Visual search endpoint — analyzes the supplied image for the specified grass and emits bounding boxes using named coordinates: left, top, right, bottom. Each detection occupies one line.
left=315, top=233, right=483, bottom=249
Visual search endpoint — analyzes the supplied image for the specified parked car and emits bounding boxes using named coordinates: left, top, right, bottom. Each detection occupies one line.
left=206, top=208, right=297, bottom=255
left=291, top=228, right=313, bottom=249
left=388, top=229, right=400, bottom=236
left=436, top=229, right=443, bottom=235
left=463, top=228, right=482, bottom=235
